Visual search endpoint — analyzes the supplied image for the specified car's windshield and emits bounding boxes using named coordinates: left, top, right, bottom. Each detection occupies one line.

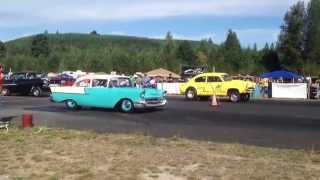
left=11, top=73, right=26, bottom=80
left=222, top=74, right=232, bottom=81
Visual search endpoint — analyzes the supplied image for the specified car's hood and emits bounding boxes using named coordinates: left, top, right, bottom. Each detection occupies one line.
left=3, top=79, right=15, bottom=84
left=143, top=88, right=165, bottom=98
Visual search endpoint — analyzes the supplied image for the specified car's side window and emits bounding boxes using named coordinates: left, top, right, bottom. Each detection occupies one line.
left=76, top=79, right=91, bottom=87
left=27, top=73, right=36, bottom=79
left=118, top=78, right=131, bottom=87
left=92, top=79, right=108, bottom=87
left=207, top=76, right=222, bottom=82
left=108, top=78, right=132, bottom=88
left=109, top=79, right=119, bottom=88
left=195, top=76, right=206, bottom=83
left=12, top=74, right=26, bottom=80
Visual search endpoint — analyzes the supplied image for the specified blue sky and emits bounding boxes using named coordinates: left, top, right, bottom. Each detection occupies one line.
left=0, top=0, right=308, bottom=48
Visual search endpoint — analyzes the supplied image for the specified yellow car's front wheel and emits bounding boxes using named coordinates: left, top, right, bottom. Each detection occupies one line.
left=185, top=88, right=197, bottom=101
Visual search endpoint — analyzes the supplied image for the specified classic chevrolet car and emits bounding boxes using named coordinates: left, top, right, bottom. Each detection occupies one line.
left=180, top=72, right=255, bottom=102
left=50, top=74, right=167, bottom=112
left=1, top=72, right=50, bottom=97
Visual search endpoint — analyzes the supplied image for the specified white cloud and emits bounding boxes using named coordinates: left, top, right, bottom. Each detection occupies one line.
left=110, top=31, right=127, bottom=36
left=0, top=0, right=310, bottom=27
left=150, top=32, right=216, bottom=41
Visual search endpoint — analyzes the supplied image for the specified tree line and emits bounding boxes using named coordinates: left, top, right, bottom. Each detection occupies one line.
left=0, top=0, right=319, bottom=76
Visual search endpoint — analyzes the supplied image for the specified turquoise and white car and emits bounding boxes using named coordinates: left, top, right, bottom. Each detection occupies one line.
left=50, top=74, right=167, bottom=112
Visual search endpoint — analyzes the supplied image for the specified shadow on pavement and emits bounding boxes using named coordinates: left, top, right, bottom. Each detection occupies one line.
left=23, top=106, right=164, bottom=114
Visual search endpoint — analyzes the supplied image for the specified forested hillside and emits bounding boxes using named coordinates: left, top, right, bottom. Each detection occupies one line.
left=0, top=32, right=264, bottom=75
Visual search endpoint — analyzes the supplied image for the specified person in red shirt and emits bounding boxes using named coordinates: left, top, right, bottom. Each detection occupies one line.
left=0, top=64, right=4, bottom=95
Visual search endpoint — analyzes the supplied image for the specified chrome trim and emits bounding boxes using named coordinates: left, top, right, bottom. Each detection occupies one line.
left=134, top=99, right=167, bottom=108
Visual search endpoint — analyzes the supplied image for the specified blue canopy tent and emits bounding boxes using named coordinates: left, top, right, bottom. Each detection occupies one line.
left=257, top=70, right=305, bottom=99
left=260, top=70, right=303, bottom=79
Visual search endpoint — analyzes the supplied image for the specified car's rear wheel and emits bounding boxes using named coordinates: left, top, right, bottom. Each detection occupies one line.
left=65, top=99, right=78, bottom=110
left=229, top=90, right=240, bottom=102
left=120, top=99, right=134, bottom=113
left=32, top=87, right=42, bottom=97
left=185, top=88, right=197, bottom=101
left=1, top=88, right=10, bottom=96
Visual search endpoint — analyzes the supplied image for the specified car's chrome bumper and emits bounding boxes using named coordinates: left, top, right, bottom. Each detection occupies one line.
left=134, top=99, right=167, bottom=109
left=49, top=96, right=55, bottom=102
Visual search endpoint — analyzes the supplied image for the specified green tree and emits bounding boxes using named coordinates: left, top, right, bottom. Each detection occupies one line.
left=31, top=34, right=50, bottom=57
left=196, top=40, right=210, bottom=66
left=224, top=29, right=242, bottom=72
left=278, top=1, right=306, bottom=72
left=261, top=47, right=282, bottom=72
left=90, top=30, right=99, bottom=36
left=162, top=31, right=177, bottom=71
left=208, top=38, right=214, bottom=45
left=48, top=54, right=61, bottom=72
left=304, top=0, right=320, bottom=64
left=0, top=40, right=6, bottom=58
left=176, top=40, right=196, bottom=66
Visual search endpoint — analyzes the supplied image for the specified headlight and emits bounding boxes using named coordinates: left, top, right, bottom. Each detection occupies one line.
left=163, top=90, right=167, bottom=96
left=43, top=80, right=49, bottom=87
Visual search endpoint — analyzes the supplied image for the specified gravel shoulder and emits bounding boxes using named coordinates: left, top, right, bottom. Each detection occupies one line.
left=1, top=128, right=320, bottom=180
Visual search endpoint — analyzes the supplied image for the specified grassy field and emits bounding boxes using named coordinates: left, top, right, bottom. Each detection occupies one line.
left=0, top=128, right=320, bottom=180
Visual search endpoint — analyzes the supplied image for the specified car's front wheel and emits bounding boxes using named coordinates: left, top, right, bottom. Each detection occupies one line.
left=65, top=100, right=79, bottom=110
left=32, top=87, right=42, bottom=97
left=1, top=88, right=10, bottom=96
left=229, top=90, right=240, bottom=102
left=120, top=99, right=134, bottom=113
left=185, top=88, right=197, bottom=101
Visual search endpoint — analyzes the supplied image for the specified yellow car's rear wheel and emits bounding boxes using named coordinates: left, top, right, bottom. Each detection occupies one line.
left=229, top=90, right=240, bottom=102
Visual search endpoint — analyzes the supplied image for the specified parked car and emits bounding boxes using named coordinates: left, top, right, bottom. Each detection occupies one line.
left=49, top=74, right=75, bottom=87
left=1, top=72, right=50, bottom=97
left=50, top=74, right=167, bottom=112
left=179, top=72, right=256, bottom=102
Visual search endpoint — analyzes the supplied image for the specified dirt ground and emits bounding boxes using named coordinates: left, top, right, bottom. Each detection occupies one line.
left=1, top=128, right=320, bottom=180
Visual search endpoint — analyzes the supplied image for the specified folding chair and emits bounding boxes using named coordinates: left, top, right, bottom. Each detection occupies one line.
left=0, top=119, right=10, bottom=132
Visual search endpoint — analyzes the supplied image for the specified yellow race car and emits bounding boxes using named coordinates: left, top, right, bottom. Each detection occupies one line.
left=180, top=72, right=256, bottom=102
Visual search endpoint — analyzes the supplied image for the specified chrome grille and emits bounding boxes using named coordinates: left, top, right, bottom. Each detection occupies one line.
left=145, top=98, right=162, bottom=104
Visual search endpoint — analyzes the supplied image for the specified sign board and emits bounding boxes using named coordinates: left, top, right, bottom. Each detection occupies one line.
left=181, top=66, right=208, bottom=79
left=272, top=83, right=307, bottom=99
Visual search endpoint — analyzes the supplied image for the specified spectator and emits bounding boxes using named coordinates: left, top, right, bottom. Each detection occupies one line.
left=135, top=77, right=142, bottom=88
left=142, top=74, right=151, bottom=88
left=149, top=77, right=157, bottom=88
left=316, top=75, right=320, bottom=99
left=0, top=64, right=4, bottom=95
left=168, top=73, right=173, bottom=83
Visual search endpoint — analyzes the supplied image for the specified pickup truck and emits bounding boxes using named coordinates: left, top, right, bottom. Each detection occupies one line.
left=180, top=72, right=256, bottom=102
left=1, top=72, right=50, bottom=97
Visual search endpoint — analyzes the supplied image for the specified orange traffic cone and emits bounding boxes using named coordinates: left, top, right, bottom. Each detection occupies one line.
left=211, top=93, right=219, bottom=107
